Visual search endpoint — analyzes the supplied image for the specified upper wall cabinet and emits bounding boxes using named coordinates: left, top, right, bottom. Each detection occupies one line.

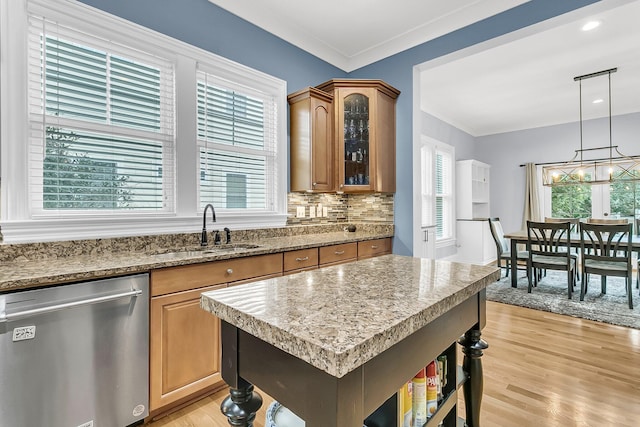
left=316, top=79, right=400, bottom=193
left=288, top=87, right=334, bottom=192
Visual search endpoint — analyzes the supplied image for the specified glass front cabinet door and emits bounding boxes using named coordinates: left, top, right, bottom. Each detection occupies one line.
left=316, top=80, right=400, bottom=193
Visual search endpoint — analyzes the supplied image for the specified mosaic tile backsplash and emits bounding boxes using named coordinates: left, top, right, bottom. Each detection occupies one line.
left=286, top=193, right=394, bottom=225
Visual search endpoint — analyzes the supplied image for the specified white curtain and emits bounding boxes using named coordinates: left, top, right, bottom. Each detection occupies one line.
left=522, top=163, right=541, bottom=229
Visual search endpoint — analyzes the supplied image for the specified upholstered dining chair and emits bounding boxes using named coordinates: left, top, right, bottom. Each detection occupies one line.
left=526, top=221, right=576, bottom=298
left=488, top=218, right=528, bottom=278
left=579, top=222, right=633, bottom=309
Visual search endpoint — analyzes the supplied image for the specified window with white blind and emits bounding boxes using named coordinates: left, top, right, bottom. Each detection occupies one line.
left=27, top=16, right=175, bottom=214
left=0, top=0, right=287, bottom=242
left=435, top=148, right=454, bottom=240
left=196, top=69, right=279, bottom=213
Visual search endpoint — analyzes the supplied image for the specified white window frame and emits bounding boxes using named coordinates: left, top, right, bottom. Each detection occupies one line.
left=0, top=0, right=287, bottom=243
left=435, top=144, right=455, bottom=245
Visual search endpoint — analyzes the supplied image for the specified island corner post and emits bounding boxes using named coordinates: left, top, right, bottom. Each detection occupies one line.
left=216, top=289, right=489, bottom=427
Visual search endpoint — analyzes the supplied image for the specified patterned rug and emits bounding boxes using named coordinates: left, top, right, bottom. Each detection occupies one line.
left=486, top=271, right=640, bottom=329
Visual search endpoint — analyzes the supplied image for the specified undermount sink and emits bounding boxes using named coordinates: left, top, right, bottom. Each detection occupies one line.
left=153, top=243, right=262, bottom=259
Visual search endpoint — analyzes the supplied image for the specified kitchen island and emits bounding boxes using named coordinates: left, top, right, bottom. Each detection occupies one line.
left=201, top=254, right=500, bottom=427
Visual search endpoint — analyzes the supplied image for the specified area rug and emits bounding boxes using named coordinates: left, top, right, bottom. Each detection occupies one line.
left=486, top=271, right=640, bottom=329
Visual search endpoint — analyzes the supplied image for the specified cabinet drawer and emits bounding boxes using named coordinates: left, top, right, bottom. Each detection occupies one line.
left=358, top=238, right=391, bottom=259
left=319, top=242, right=357, bottom=266
left=151, top=253, right=283, bottom=296
left=283, top=248, right=319, bottom=272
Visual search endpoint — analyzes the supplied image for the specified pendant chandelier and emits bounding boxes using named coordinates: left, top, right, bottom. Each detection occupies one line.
left=542, top=68, right=640, bottom=186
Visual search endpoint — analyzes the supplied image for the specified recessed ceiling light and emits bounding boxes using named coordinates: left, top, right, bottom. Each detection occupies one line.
left=582, top=21, right=601, bottom=31
left=593, top=98, right=604, bottom=104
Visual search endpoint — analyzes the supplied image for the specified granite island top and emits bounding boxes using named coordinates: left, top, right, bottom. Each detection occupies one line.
left=0, top=228, right=392, bottom=292
left=201, top=255, right=500, bottom=378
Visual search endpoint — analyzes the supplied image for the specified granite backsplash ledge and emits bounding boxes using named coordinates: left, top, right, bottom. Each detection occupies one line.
left=0, top=223, right=393, bottom=262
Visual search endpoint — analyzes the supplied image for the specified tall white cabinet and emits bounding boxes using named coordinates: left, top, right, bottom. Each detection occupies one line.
left=454, top=160, right=496, bottom=265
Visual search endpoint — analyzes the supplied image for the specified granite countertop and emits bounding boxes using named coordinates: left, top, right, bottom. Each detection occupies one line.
left=0, top=229, right=392, bottom=292
left=201, top=255, right=500, bottom=378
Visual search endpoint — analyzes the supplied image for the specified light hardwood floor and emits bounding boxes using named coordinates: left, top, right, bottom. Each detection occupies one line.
left=148, top=301, right=640, bottom=427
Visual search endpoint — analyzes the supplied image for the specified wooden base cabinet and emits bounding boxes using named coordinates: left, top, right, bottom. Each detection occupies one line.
left=150, top=284, right=225, bottom=414
left=149, top=253, right=283, bottom=417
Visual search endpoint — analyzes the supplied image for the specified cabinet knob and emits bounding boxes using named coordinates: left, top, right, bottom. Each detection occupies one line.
left=226, top=268, right=233, bottom=274
left=312, top=182, right=317, bottom=187
left=295, top=256, right=309, bottom=262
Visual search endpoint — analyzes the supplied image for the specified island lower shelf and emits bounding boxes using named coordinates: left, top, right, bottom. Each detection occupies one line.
left=365, top=344, right=469, bottom=427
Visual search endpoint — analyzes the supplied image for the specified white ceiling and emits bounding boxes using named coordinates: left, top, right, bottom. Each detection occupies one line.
left=209, top=0, right=640, bottom=138
left=207, top=0, right=528, bottom=72
left=419, top=0, right=640, bottom=136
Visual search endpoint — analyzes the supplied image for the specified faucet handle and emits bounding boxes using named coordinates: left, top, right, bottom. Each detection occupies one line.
left=214, top=230, right=221, bottom=245
left=224, top=227, right=231, bottom=244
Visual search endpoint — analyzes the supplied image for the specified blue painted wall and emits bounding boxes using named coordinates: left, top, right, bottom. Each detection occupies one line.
left=79, top=0, right=601, bottom=255
left=78, top=0, right=346, bottom=91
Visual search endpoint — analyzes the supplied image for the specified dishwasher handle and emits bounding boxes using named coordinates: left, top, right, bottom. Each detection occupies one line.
left=0, top=288, right=143, bottom=323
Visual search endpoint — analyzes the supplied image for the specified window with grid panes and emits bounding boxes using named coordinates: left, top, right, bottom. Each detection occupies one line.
left=435, top=149, right=454, bottom=240
left=196, top=70, right=279, bottom=213
left=27, top=16, right=174, bottom=214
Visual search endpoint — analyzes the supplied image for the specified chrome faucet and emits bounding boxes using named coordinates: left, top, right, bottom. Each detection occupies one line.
left=201, top=204, right=216, bottom=246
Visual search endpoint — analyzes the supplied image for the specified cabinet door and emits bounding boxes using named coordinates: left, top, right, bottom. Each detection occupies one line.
left=336, top=88, right=375, bottom=192
left=289, top=87, right=334, bottom=192
left=150, top=283, right=226, bottom=413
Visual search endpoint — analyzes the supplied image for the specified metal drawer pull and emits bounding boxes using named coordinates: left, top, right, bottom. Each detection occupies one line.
left=335, top=250, right=345, bottom=255
left=0, top=289, right=142, bottom=322
left=371, top=245, right=378, bottom=249
left=226, top=268, right=233, bottom=274
left=295, top=256, right=309, bottom=262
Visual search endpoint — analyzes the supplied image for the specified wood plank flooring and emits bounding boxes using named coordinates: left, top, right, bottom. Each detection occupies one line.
left=148, top=301, right=640, bottom=427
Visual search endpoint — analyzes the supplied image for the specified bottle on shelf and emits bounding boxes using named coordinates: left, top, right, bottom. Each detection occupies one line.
left=426, top=361, right=438, bottom=419
left=411, top=368, right=427, bottom=427
left=400, top=380, right=412, bottom=427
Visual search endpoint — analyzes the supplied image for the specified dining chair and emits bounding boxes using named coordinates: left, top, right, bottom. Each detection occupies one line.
left=545, top=217, right=580, bottom=232
left=586, top=218, right=629, bottom=225
left=488, top=218, right=528, bottom=278
left=544, top=217, right=580, bottom=281
left=579, top=222, right=633, bottom=309
left=526, top=221, right=576, bottom=298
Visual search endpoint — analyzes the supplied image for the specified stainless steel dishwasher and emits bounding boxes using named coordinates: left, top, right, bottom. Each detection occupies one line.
left=0, top=274, right=149, bottom=427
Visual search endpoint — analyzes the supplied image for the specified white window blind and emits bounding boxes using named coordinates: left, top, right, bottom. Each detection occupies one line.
left=27, top=15, right=175, bottom=214
left=196, top=68, right=278, bottom=212
left=435, top=149, right=453, bottom=240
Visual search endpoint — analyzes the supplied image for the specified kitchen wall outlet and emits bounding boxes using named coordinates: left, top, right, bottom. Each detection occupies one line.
left=309, top=206, right=316, bottom=218
left=317, top=203, right=323, bottom=217
left=323, top=206, right=328, bottom=217
left=296, top=206, right=305, bottom=218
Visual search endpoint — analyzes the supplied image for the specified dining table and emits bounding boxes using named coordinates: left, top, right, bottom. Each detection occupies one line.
left=504, top=229, right=640, bottom=288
